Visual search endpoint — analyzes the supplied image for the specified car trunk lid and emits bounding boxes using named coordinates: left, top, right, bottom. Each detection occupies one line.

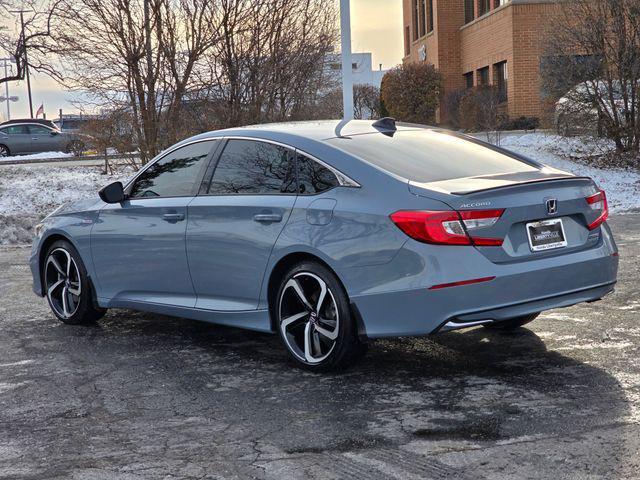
left=409, top=173, right=603, bottom=264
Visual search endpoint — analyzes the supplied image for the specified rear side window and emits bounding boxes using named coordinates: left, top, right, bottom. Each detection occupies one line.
left=296, top=153, right=339, bottom=194
left=0, top=125, right=28, bottom=135
left=208, top=139, right=296, bottom=195
left=129, top=141, right=215, bottom=198
left=326, top=130, right=538, bottom=183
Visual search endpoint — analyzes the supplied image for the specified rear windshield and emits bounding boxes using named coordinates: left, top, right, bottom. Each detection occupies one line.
left=326, top=130, right=538, bottom=183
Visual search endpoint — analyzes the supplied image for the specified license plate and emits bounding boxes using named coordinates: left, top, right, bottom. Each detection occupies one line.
left=526, top=218, right=568, bottom=252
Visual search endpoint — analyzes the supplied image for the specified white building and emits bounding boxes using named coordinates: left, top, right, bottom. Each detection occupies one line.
left=325, top=52, right=387, bottom=89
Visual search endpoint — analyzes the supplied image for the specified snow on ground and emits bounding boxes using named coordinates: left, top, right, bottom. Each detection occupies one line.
left=0, top=132, right=638, bottom=245
left=497, top=132, right=640, bottom=213
left=0, top=165, right=132, bottom=244
left=0, top=151, right=74, bottom=163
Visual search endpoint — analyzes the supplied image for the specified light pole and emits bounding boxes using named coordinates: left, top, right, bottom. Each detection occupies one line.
left=0, top=58, right=18, bottom=120
left=10, top=10, right=34, bottom=118
left=340, top=0, right=354, bottom=120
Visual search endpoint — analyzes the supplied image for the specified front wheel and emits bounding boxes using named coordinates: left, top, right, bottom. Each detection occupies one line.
left=44, top=240, right=106, bottom=325
left=0, top=144, right=10, bottom=157
left=276, top=262, right=366, bottom=372
left=484, top=313, right=540, bottom=331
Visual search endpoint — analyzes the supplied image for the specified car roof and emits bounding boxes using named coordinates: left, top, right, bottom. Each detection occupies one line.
left=0, top=119, right=56, bottom=127
left=194, top=119, right=429, bottom=142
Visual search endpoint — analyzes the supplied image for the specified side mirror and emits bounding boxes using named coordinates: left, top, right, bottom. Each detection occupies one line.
left=99, top=181, right=125, bottom=204
left=50, top=130, right=59, bottom=136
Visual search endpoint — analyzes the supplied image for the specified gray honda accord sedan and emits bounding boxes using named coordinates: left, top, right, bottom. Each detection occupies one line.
left=0, top=121, right=84, bottom=157
left=30, top=119, right=619, bottom=371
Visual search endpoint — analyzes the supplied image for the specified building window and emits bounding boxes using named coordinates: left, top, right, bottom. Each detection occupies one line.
left=477, top=66, right=490, bottom=86
left=412, top=0, right=419, bottom=40
left=464, top=72, right=474, bottom=89
left=464, top=0, right=475, bottom=24
left=494, top=61, right=508, bottom=102
left=405, top=26, right=411, bottom=56
left=494, top=0, right=509, bottom=7
left=478, top=0, right=491, bottom=16
left=427, top=0, right=434, bottom=33
left=419, top=0, right=426, bottom=37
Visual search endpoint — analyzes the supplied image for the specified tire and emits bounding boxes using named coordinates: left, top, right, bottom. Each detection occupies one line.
left=275, top=261, right=366, bottom=372
left=43, top=240, right=106, bottom=325
left=483, top=313, right=539, bottom=331
left=0, top=144, right=10, bottom=157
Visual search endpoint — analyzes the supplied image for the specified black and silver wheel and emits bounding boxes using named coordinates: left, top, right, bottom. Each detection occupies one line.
left=484, top=313, right=539, bottom=331
left=276, top=262, right=365, bottom=371
left=0, top=144, right=9, bottom=157
left=44, top=240, right=106, bottom=325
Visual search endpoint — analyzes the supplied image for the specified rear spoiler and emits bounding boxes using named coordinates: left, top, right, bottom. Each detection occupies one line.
left=449, top=176, right=594, bottom=195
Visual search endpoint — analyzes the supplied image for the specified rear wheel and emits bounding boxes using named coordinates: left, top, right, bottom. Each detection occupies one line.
left=276, top=262, right=366, bottom=372
left=484, top=313, right=539, bottom=331
left=44, top=240, right=106, bottom=325
left=0, top=144, right=9, bottom=157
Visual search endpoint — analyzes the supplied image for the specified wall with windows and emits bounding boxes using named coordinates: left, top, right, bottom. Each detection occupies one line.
left=403, top=0, right=562, bottom=121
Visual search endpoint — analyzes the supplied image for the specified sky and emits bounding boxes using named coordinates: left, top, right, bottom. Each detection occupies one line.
left=0, top=0, right=403, bottom=121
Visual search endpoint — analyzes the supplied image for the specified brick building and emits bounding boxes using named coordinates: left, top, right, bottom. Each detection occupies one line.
left=402, top=0, right=560, bottom=122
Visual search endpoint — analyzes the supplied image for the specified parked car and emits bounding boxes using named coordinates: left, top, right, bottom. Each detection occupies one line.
left=0, top=118, right=59, bottom=129
left=0, top=122, right=86, bottom=157
left=30, top=119, right=618, bottom=371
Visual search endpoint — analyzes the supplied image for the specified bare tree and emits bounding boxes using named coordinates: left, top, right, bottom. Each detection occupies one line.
left=19, top=0, right=226, bottom=162
left=204, top=0, right=338, bottom=127
left=458, top=86, right=506, bottom=144
left=353, top=84, right=381, bottom=120
left=543, top=0, right=640, bottom=152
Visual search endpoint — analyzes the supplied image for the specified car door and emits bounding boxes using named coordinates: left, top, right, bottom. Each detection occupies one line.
left=0, top=125, right=31, bottom=154
left=186, top=138, right=297, bottom=311
left=91, top=140, right=218, bottom=307
left=27, top=124, right=61, bottom=153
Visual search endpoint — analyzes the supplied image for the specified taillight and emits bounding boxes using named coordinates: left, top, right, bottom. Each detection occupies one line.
left=586, top=190, right=608, bottom=230
left=390, top=209, right=504, bottom=246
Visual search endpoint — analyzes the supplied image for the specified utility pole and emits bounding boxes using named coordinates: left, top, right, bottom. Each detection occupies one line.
left=340, top=0, right=354, bottom=120
left=2, top=59, right=11, bottom=120
left=10, top=10, right=34, bottom=118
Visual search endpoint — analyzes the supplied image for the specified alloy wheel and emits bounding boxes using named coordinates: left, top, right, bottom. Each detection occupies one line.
left=0, top=145, right=9, bottom=157
left=279, top=272, right=340, bottom=364
left=45, top=248, right=82, bottom=319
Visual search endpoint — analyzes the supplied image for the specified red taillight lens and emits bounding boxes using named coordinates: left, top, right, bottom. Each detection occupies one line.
left=390, top=209, right=504, bottom=246
left=586, top=190, right=608, bottom=230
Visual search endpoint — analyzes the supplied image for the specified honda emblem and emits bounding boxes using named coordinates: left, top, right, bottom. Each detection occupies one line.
left=546, top=199, right=558, bottom=215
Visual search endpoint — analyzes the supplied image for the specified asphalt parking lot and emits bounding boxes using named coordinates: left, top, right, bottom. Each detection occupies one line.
left=0, top=214, right=639, bottom=480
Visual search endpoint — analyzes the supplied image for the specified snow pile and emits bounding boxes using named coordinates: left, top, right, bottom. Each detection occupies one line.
left=0, top=151, right=74, bottom=163
left=498, top=132, right=640, bottom=213
left=0, top=165, right=132, bottom=244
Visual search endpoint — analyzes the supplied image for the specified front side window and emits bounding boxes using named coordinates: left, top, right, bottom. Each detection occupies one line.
left=208, top=139, right=296, bottom=195
left=0, top=125, right=29, bottom=135
left=129, top=141, right=215, bottom=198
left=28, top=125, right=53, bottom=134
left=296, top=153, right=340, bottom=195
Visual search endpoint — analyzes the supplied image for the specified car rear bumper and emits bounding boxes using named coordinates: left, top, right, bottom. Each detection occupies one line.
left=348, top=226, right=619, bottom=338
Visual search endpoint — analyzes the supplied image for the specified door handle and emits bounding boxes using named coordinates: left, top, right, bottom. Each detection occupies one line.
left=162, top=212, right=185, bottom=222
left=253, top=213, right=282, bottom=223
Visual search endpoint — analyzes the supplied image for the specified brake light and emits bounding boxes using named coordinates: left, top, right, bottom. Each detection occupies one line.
left=390, top=209, right=504, bottom=246
left=586, top=190, right=608, bottom=230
